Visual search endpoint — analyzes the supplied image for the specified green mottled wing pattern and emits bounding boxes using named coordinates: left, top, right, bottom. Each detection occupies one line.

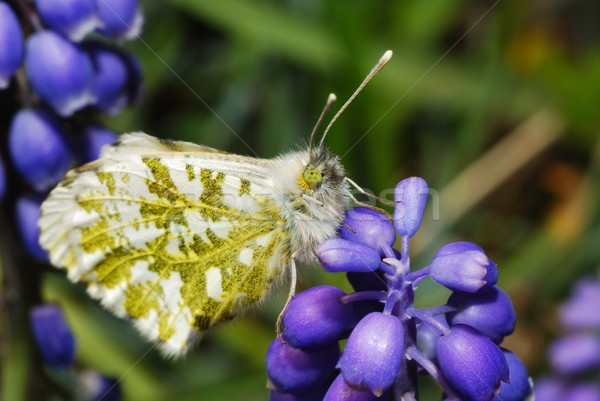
left=39, top=133, right=291, bottom=356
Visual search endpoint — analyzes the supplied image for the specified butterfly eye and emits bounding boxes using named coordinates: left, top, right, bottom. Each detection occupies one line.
left=302, top=166, right=323, bottom=190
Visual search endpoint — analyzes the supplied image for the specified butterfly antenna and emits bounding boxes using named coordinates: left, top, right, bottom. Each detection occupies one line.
left=319, top=50, right=393, bottom=147
left=308, top=93, right=337, bottom=163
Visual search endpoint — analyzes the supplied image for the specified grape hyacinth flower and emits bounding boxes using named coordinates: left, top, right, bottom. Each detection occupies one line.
left=16, top=193, right=48, bottom=261
left=430, top=241, right=498, bottom=293
left=78, top=370, right=122, bottom=401
left=83, top=40, right=132, bottom=114
left=96, top=0, right=144, bottom=40
left=34, top=0, right=99, bottom=41
left=535, top=274, right=600, bottom=401
left=29, top=304, right=76, bottom=369
left=25, top=31, right=96, bottom=117
left=267, top=177, right=532, bottom=401
left=9, top=108, right=72, bottom=191
left=446, top=285, right=516, bottom=344
left=282, top=286, right=352, bottom=349
left=558, top=277, right=600, bottom=330
left=493, top=350, right=534, bottom=401
left=266, top=337, right=340, bottom=394
left=75, top=125, right=118, bottom=164
left=0, top=2, right=144, bottom=398
left=0, top=2, right=24, bottom=89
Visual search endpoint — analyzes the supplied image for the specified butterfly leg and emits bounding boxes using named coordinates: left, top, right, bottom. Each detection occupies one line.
left=345, top=177, right=398, bottom=205
left=344, top=186, right=394, bottom=221
left=276, top=253, right=297, bottom=343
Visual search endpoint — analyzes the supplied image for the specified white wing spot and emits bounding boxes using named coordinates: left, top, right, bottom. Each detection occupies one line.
left=130, top=260, right=159, bottom=284
left=210, top=218, right=233, bottom=239
left=161, top=272, right=187, bottom=321
left=239, top=248, right=253, bottom=265
left=255, top=232, right=272, bottom=247
left=223, top=175, right=241, bottom=192
left=205, top=267, right=223, bottom=301
left=165, top=237, right=184, bottom=257
left=185, top=211, right=210, bottom=243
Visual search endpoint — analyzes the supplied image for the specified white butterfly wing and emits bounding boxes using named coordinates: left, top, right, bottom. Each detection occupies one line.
left=39, top=133, right=292, bottom=356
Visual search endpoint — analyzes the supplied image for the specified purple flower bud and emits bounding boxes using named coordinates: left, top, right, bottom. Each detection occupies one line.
left=338, top=208, right=396, bottom=254
left=30, top=304, right=75, bottom=369
left=492, top=350, right=532, bottom=401
left=266, top=339, right=339, bottom=394
left=283, top=286, right=352, bottom=349
left=75, top=125, right=118, bottom=165
left=446, top=286, right=516, bottom=344
left=436, top=324, right=509, bottom=401
left=341, top=312, right=403, bottom=396
left=96, top=0, right=143, bottom=40
left=323, top=373, right=382, bottom=401
left=434, top=240, right=484, bottom=256
left=317, top=238, right=381, bottom=273
left=430, top=241, right=498, bottom=293
left=78, top=370, right=121, bottom=401
left=549, top=334, right=600, bottom=375
left=394, top=177, right=428, bottom=237
left=83, top=41, right=129, bottom=114
left=34, top=0, right=99, bottom=41
left=25, top=31, right=95, bottom=117
left=9, top=109, right=71, bottom=191
left=563, top=384, right=600, bottom=401
left=0, top=2, right=24, bottom=89
left=16, top=194, right=48, bottom=261
left=559, top=278, right=600, bottom=330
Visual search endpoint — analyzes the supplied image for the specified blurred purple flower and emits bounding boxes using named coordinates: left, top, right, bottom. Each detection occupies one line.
left=16, top=193, right=48, bottom=261
left=78, top=370, right=121, bottom=401
left=0, top=2, right=24, bottom=89
left=25, top=31, right=95, bottom=117
left=549, top=334, right=600, bottom=375
left=9, top=109, right=72, bottom=191
left=559, top=278, right=600, bottom=331
left=75, top=125, right=118, bottom=165
left=34, top=0, right=99, bottom=41
left=96, top=0, right=143, bottom=40
left=83, top=41, right=130, bottom=114
left=30, top=304, right=75, bottom=369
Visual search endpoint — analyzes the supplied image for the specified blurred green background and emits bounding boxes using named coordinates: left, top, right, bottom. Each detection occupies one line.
left=5, top=0, right=600, bottom=400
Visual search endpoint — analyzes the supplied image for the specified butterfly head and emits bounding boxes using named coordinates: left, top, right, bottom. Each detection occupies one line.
left=300, top=165, right=322, bottom=190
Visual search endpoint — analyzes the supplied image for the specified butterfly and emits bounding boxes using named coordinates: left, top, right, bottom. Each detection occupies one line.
left=38, top=50, right=392, bottom=357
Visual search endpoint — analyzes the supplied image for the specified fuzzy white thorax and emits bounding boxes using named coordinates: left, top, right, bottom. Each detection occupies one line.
left=269, top=147, right=348, bottom=263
